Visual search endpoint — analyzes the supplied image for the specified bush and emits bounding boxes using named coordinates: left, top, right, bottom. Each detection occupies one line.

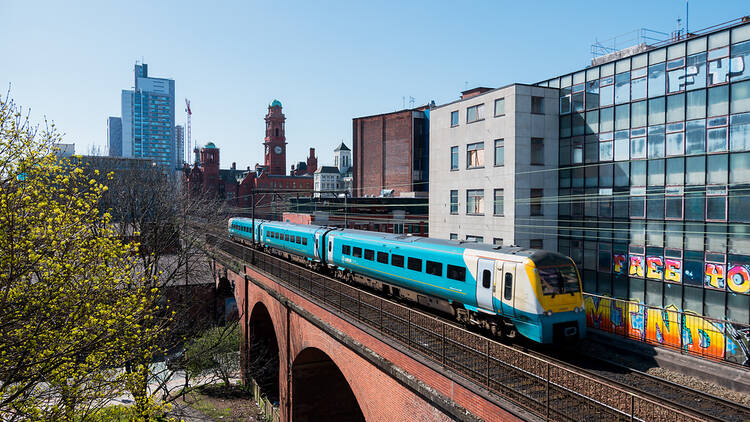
left=184, top=323, right=240, bottom=386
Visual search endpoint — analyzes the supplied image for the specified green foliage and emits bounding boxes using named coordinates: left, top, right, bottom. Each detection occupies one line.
left=184, top=323, right=240, bottom=386
left=0, top=94, right=163, bottom=419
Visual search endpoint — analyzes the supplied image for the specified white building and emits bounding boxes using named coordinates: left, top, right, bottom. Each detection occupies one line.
left=314, top=166, right=341, bottom=198
left=428, top=84, right=559, bottom=250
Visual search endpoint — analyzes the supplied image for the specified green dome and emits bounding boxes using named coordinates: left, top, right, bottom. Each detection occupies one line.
left=270, top=99, right=282, bottom=107
left=205, top=142, right=216, bottom=149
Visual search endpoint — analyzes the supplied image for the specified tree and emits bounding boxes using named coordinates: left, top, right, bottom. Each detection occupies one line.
left=0, top=94, right=161, bottom=419
left=183, top=323, right=240, bottom=387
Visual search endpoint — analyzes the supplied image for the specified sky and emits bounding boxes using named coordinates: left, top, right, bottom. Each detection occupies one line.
left=2, top=1, right=749, bottom=171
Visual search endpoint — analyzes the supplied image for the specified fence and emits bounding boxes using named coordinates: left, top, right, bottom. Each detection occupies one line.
left=583, top=293, right=750, bottom=367
left=205, top=234, right=702, bottom=422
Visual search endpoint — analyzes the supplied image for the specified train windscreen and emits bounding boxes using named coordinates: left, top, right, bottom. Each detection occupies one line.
left=534, top=254, right=581, bottom=296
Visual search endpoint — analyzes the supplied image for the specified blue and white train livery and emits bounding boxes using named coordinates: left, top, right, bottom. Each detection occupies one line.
left=228, top=217, right=585, bottom=344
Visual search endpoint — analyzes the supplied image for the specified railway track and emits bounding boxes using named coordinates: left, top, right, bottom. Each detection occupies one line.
left=197, top=227, right=749, bottom=421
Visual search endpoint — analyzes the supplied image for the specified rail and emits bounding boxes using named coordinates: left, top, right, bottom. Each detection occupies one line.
left=201, top=231, right=705, bottom=422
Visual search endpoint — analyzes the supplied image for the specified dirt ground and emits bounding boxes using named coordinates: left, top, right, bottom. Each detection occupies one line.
left=168, top=384, right=265, bottom=422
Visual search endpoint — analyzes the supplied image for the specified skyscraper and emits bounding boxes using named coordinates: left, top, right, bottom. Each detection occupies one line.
left=118, top=63, right=176, bottom=168
left=175, top=124, right=184, bottom=167
left=107, top=116, right=122, bottom=157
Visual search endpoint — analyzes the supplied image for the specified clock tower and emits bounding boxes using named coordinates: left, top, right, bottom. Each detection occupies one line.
left=263, top=99, right=287, bottom=175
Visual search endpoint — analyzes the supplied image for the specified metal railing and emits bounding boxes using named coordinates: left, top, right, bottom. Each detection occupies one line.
left=204, top=233, right=702, bottom=422
left=583, top=293, right=750, bottom=367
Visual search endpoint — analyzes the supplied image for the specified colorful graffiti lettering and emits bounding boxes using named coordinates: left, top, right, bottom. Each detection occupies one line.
left=646, top=256, right=664, bottom=280
left=584, top=295, right=749, bottom=366
left=727, top=265, right=750, bottom=294
left=664, top=259, right=682, bottom=283
left=705, top=263, right=726, bottom=290
left=613, top=254, right=627, bottom=275
left=629, top=255, right=644, bottom=277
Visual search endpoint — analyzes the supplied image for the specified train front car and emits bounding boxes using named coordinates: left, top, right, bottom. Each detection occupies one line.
left=519, top=251, right=586, bottom=344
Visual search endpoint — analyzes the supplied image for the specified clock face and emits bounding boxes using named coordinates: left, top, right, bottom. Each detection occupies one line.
left=274, top=146, right=283, bottom=154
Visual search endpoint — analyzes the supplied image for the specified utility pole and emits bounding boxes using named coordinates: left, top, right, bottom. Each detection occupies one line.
left=251, top=186, right=255, bottom=246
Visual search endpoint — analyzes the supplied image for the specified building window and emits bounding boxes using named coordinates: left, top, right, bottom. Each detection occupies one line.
left=466, top=104, right=484, bottom=123
left=449, top=233, right=458, bottom=240
left=450, top=190, right=458, bottom=214
left=466, top=235, right=484, bottom=243
left=494, top=139, right=504, bottom=166
left=531, top=96, right=544, bottom=114
left=494, top=189, right=504, bottom=215
left=531, top=138, right=544, bottom=165
left=466, top=189, right=485, bottom=215
left=493, top=238, right=503, bottom=246
left=451, top=111, right=459, bottom=127
left=530, top=239, right=544, bottom=249
left=450, top=146, right=459, bottom=170
left=530, top=188, right=543, bottom=216
left=466, top=142, right=484, bottom=168
left=494, top=98, right=505, bottom=116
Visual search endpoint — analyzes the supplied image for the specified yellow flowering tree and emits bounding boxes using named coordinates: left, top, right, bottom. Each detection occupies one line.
left=0, top=95, right=162, bottom=420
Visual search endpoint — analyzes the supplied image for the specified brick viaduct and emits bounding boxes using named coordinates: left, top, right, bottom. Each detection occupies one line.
left=214, top=258, right=532, bottom=422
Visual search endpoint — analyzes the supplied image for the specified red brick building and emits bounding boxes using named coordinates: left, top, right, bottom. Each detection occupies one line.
left=351, top=106, right=429, bottom=197
left=184, top=100, right=315, bottom=216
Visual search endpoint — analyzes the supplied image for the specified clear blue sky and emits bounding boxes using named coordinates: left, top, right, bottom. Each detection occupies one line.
left=2, top=1, right=748, bottom=171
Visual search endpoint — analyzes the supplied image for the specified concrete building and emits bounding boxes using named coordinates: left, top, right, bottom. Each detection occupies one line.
left=429, top=85, right=559, bottom=249
left=352, top=107, right=429, bottom=197
left=116, top=63, right=176, bottom=168
left=313, top=166, right=341, bottom=198
left=107, top=117, right=122, bottom=157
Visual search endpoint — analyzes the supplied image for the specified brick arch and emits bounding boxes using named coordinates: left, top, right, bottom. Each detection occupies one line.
left=248, top=301, right=281, bottom=403
left=291, top=347, right=365, bottom=422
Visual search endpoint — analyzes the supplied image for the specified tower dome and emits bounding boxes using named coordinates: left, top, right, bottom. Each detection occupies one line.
left=270, top=99, right=282, bottom=107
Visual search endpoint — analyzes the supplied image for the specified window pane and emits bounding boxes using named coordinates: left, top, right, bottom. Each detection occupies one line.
left=647, top=125, right=665, bottom=158
left=494, top=189, right=504, bottom=215
left=531, top=138, right=544, bottom=165
left=600, top=107, right=614, bottom=132
left=685, top=191, right=705, bottom=221
left=615, top=72, right=630, bottom=103
left=730, top=152, right=750, bottom=184
left=466, top=142, right=484, bottom=168
left=668, top=66, right=686, bottom=93
left=450, top=146, right=458, bottom=169
left=600, top=83, right=614, bottom=107
left=686, top=156, right=706, bottom=185
left=731, top=80, right=750, bottom=113
left=648, top=97, right=665, bottom=125
left=685, top=119, right=706, bottom=154
left=730, top=112, right=750, bottom=151
left=686, top=89, right=707, bottom=119
left=494, top=139, right=504, bottom=166
left=614, top=130, right=630, bottom=160
left=615, top=104, right=629, bottom=130
left=731, top=40, right=750, bottom=82
left=631, top=100, right=647, bottom=127
left=632, top=77, right=647, bottom=100
left=648, top=63, right=666, bottom=97
left=666, top=132, right=684, bottom=156
left=586, top=110, right=599, bottom=134
left=450, top=190, right=458, bottom=214
left=631, top=160, right=646, bottom=185
left=707, top=154, right=728, bottom=184
left=466, top=189, right=484, bottom=214
left=666, top=93, right=685, bottom=122
left=494, top=98, right=505, bottom=116
left=709, top=57, right=730, bottom=85
left=708, top=85, right=729, bottom=116
left=451, top=111, right=459, bottom=126
left=648, top=159, right=665, bottom=186
left=586, top=80, right=599, bottom=109
left=666, top=157, right=684, bottom=185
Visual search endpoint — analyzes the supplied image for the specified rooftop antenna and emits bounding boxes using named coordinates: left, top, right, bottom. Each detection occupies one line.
left=686, top=0, right=689, bottom=34
left=402, top=96, right=405, bottom=109
left=409, top=96, right=415, bottom=109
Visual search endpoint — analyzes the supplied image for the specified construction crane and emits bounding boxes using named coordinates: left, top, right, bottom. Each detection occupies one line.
left=185, top=98, right=192, bottom=163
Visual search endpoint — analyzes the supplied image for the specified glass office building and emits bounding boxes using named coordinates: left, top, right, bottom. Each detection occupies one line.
left=536, top=20, right=750, bottom=325
left=119, top=63, right=176, bottom=168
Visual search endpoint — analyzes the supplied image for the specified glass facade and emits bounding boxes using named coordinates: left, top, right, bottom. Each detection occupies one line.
left=539, top=23, right=750, bottom=324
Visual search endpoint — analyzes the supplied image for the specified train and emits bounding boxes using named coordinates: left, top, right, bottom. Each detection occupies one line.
left=228, top=217, right=586, bottom=344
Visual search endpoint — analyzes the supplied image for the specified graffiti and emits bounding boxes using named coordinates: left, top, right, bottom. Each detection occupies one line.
left=705, top=263, right=726, bottom=290
left=646, top=256, right=664, bottom=280
left=727, top=264, right=750, bottom=294
left=664, top=259, right=682, bottom=283
left=613, top=254, right=627, bottom=275
left=584, top=295, right=750, bottom=366
left=629, top=255, right=644, bottom=277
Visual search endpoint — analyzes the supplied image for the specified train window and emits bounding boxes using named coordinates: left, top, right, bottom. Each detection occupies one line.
left=426, top=261, right=442, bottom=276
left=504, top=273, right=513, bottom=301
left=285, top=234, right=289, bottom=241
left=364, top=249, right=374, bottom=260
left=353, top=247, right=362, bottom=258
left=342, top=245, right=351, bottom=255
left=391, top=254, right=404, bottom=267
left=302, top=238, right=307, bottom=245
left=377, top=251, right=388, bottom=264
left=482, top=270, right=491, bottom=289
left=407, top=257, right=422, bottom=272
left=296, top=236, right=301, bottom=244
left=446, top=265, right=466, bottom=282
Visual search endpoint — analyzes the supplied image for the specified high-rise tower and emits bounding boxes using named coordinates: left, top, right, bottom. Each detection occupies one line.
left=263, top=99, right=286, bottom=175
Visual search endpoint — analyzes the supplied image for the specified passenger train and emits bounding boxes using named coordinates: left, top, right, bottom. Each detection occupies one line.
left=228, top=218, right=586, bottom=344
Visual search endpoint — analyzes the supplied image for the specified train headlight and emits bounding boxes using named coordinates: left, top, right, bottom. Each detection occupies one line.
left=573, top=306, right=582, bottom=313
left=544, top=310, right=553, bottom=317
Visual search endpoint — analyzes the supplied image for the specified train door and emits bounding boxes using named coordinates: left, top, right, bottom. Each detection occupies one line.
left=327, top=237, right=334, bottom=263
left=500, top=263, right=516, bottom=316
left=314, top=232, right=321, bottom=260
left=476, top=259, right=495, bottom=312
